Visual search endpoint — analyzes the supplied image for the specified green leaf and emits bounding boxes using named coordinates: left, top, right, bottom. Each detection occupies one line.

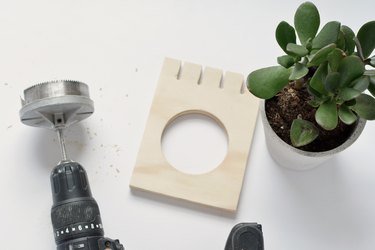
left=352, top=94, right=375, bottom=120
left=338, top=55, right=365, bottom=87
left=337, top=31, right=346, bottom=50
left=276, top=21, right=297, bottom=53
left=370, top=56, right=375, bottom=67
left=305, top=38, right=313, bottom=51
left=277, top=55, right=295, bottom=68
left=345, top=99, right=356, bottom=107
left=365, top=70, right=375, bottom=77
left=286, top=43, right=309, bottom=57
left=369, top=84, right=375, bottom=97
left=354, top=37, right=365, bottom=60
left=351, top=76, right=369, bottom=92
left=336, top=99, right=345, bottom=106
left=327, top=48, right=344, bottom=72
left=357, top=21, right=375, bottom=59
left=341, top=25, right=355, bottom=54
left=294, top=2, right=320, bottom=46
left=324, top=72, right=340, bottom=92
left=290, top=119, right=319, bottom=147
left=315, top=99, right=338, bottom=130
left=312, top=21, right=341, bottom=49
left=368, top=76, right=375, bottom=97
left=310, top=62, right=328, bottom=94
left=307, top=99, right=322, bottom=107
left=289, top=63, right=309, bottom=80
left=247, top=66, right=292, bottom=99
left=338, top=105, right=357, bottom=125
left=307, top=43, right=336, bottom=67
left=339, top=88, right=361, bottom=101
left=310, top=49, right=319, bottom=56
left=307, top=84, right=323, bottom=98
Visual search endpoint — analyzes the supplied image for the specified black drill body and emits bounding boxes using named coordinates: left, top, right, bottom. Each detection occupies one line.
left=51, top=161, right=124, bottom=250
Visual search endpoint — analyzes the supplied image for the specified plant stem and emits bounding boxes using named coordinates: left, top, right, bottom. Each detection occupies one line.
left=294, top=78, right=305, bottom=89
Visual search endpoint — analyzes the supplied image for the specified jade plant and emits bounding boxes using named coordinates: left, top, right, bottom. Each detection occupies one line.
left=247, top=2, right=375, bottom=147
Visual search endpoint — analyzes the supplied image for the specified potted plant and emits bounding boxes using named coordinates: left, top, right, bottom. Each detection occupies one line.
left=247, top=2, right=375, bottom=170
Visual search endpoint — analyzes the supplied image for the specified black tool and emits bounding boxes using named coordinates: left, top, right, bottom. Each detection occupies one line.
left=225, top=223, right=264, bottom=250
left=20, top=80, right=124, bottom=250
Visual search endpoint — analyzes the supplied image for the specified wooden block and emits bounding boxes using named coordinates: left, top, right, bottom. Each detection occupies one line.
left=130, top=58, right=259, bottom=212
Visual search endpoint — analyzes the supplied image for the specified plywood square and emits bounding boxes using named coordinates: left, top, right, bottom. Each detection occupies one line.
left=130, top=58, right=259, bottom=212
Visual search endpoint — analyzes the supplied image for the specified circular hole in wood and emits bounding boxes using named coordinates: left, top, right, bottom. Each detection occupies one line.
left=161, top=113, right=228, bottom=175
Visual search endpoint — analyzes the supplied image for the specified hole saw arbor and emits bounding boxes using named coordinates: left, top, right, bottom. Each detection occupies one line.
left=130, top=58, right=259, bottom=212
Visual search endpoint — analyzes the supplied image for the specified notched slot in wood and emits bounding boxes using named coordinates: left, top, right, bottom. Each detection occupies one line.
left=222, top=72, right=243, bottom=94
left=178, top=62, right=202, bottom=83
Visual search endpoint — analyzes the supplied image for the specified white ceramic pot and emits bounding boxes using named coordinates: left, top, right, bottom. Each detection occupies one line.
left=260, top=100, right=367, bottom=170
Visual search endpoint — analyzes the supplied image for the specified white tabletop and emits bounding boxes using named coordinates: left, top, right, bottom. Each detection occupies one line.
left=1, top=0, right=375, bottom=249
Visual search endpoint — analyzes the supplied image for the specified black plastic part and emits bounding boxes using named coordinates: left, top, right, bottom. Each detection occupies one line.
left=56, top=236, right=124, bottom=250
left=50, top=161, right=124, bottom=250
left=225, top=223, right=264, bottom=250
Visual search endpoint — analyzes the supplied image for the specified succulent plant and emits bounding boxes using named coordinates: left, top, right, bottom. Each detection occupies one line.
left=247, top=1, right=375, bottom=147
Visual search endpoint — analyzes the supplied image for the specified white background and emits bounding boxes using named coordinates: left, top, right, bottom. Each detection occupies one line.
left=1, top=0, right=375, bottom=249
